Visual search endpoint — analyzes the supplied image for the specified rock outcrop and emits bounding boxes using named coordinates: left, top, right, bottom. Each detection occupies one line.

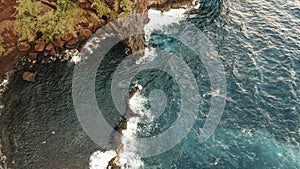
left=22, top=72, right=36, bottom=82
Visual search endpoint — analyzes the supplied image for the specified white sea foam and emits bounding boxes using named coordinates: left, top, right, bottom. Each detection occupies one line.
left=66, top=49, right=81, bottom=64
left=89, top=150, right=117, bottom=169
left=117, top=90, right=147, bottom=168
left=0, top=72, right=11, bottom=112
left=135, top=47, right=158, bottom=65
left=0, top=72, right=10, bottom=169
left=144, top=9, right=188, bottom=41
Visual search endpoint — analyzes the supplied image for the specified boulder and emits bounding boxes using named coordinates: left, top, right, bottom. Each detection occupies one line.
left=66, top=39, right=77, bottom=49
left=18, top=42, right=30, bottom=52
left=88, top=23, right=94, bottom=31
left=22, top=72, right=36, bottom=82
left=81, top=29, right=93, bottom=39
left=72, top=36, right=79, bottom=43
left=43, top=51, right=49, bottom=56
left=45, top=43, right=53, bottom=51
left=62, top=33, right=73, bottom=42
left=28, top=52, right=38, bottom=60
left=79, top=2, right=92, bottom=10
left=53, top=38, right=64, bottom=48
left=34, top=41, right=46, bottom=52
left=50, top=48, right=56, bottom=55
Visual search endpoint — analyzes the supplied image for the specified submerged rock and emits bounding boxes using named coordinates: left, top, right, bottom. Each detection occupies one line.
left=22, top=72, right=36, bottom=82
left=28, top=52, right=38, bottom=60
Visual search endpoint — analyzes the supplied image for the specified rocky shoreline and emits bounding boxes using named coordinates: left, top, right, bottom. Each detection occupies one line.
left=0, top=0, right=195, bottom=168
left=0, top=0, right=195, bottom=83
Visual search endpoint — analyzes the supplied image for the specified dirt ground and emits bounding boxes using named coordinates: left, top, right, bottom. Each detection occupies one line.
left=0, top=0, right=22, bottom=82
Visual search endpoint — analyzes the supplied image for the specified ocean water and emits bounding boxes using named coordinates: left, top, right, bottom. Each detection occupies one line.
left=1, top=0, right=300, bottom=168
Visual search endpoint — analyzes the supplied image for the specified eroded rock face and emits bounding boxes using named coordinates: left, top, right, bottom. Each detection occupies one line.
left=22, top=72, right=36, bottom=82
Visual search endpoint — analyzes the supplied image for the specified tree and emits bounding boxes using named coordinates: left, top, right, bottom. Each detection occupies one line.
left=15, top=0, right=76, bottom=42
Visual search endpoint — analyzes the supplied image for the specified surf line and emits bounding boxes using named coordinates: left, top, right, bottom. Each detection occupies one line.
left=90, top=84, right=144, bottom=169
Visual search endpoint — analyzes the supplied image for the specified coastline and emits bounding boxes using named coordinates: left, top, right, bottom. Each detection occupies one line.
left=0, top=0, right=195, bottom=83
left=0, top=0, right=195, bottom=168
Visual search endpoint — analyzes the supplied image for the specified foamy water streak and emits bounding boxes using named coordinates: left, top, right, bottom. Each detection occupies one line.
left=0, top=72, right=10, bottom=169
left=89, top=150, right=117, bottom=169
left=117, top=90, right=147, bottom=168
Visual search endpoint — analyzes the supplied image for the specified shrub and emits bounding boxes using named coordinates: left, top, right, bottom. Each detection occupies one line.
left=92, top=0, right=133, bottom=18
left=119, top=0, right=133, bottom=17
left=15, top=0, right=41, bottom=41
left=0, top=36, right=4, bottom=56
left=15, top=0, right=76, bottom=42
left=91, top=0, right=116, bottom=18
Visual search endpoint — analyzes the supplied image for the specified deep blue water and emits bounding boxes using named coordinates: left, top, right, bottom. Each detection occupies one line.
left=1, top=0, right=300, bottom=168
left=139, top=0, right=300, bottom=168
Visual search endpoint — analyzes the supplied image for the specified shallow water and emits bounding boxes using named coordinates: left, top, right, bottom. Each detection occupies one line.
left=1, top=0, right=300, bottom=168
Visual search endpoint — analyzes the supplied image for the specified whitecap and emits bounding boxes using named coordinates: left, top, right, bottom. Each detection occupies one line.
left=89, top=150, right=117, bottom=169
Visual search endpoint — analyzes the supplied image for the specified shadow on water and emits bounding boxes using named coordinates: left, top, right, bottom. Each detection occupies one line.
left=0, top=41, right=129, bottom=169
left=0, top=62, right=99, bottom=169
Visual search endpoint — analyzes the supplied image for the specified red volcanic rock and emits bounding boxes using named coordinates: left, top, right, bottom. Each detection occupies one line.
left=79, top=2, right=92, bottom=10
left=22, top=72, right=36, bottom=82
left=87, top=23, right=94, bottom=31
left=62, top=33, right=73, bottom=42
left=18, top=42, right=30, bottom=52
left=53, top=38, right=64, bottom=48
left=81, top=29, right=93, bottom=39
left=72, top=36, right=79, bottom=43
left=28, top=52, right=38, bottom=60
left=45, top=43, right=53, bottom=51
left=66, top=39, right=77, bottom=49
left=34, top=40, right=46, bottom=52
left=50, top=48, right=56, bottom=55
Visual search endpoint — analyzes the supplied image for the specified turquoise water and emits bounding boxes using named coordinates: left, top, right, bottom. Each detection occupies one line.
left=1, top=0, right=300, bottom=168
left=140, top=0, right=300, bottom=168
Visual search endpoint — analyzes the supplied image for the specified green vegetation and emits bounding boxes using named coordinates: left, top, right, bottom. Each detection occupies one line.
left=15, top=0, right=76, bottom=42
left=91, top=0, right=116, bottom=18
left=15, top=0, right=134, bottom=42
left=119, top=0, right=133, bottom=17
left=92, top=0, right=133, bottom=18
left=0, top=36, right=4, bottom=56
